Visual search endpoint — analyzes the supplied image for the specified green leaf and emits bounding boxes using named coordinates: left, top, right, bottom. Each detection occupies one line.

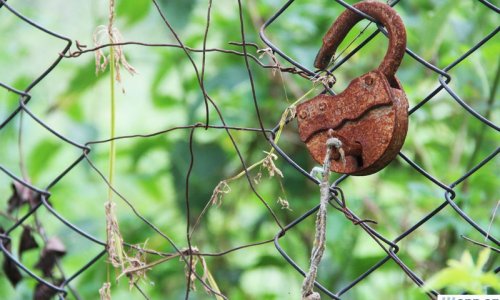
left=426, top=249, right=499, bottom=294
left=479, top=273, right=500, bottom=291
left=424, top=267, right=471, bottom=291
left=137, top=174, right=163, bottom=199
left=64, top=60, right=105, bottom=95
left=27, top=139, right=62, bottom=181
left=150, top=54, right=186, bottom=108
left=253, top=255, right=285, bottom=268
left=117, top=0, right=151, bottom=26
left=447, top=259, right=462, bottom=269
left=460, top=250, right=475, bottom=269
left=476, top=247, right=491, bottom=271
left=52, top=60, right=106, bottom=119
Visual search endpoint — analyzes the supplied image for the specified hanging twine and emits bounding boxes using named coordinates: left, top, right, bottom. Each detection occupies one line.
left=301, top=132, right=342, bottom=300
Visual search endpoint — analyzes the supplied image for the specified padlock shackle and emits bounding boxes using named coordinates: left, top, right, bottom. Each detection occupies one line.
left=314, top=1, right=406, bottom=79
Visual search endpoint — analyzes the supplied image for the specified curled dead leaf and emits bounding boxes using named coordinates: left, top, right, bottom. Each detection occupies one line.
left=1, top=227, right=23, bottom=287
left=99, top=282, right=112, bottom=300
left=34, top=279, right=63, bottom=300
left=7, top=181, right=41, bottom=213
left=262, top=152, right=283, bottom=178
left=35, top=237, right=66, bottom=277
left=277, top=197, right=291, bottom=210
left=209, top=181, right=231, bottom=206
left=19, top=227, right=39, bottom=257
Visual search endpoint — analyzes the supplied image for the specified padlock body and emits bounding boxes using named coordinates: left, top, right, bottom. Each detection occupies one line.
left=296, top=71, right=408, bottom=175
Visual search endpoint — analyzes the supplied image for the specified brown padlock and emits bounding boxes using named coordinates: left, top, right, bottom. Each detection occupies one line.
left=297, top=1, right=409, bottom=176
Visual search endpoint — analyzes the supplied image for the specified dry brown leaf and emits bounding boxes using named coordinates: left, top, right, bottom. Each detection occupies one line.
left=1, top=227, right=22, bottom=287
left=209, top=181, right=231, bottom=206
left=19, top=226, right=38, bottom=257
left=35, top=237, right=66, bottom=277
left=277, top=197, right=291, bottom=210
left=262, top=152, right=283, bottom=178
left=105, top=201, right=126, bottom=269
left=34, top=279, right=63, bottom=300
left=7, top=181, right=41, bottom=213
left=99, top=282, right=112, bottom=300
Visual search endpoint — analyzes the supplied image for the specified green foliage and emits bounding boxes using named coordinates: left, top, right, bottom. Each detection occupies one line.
left=117, top=0, right=151, bottom=26
left=26, top=139, right=62, bottom=181
left=425, top=248, right=500, bottom=294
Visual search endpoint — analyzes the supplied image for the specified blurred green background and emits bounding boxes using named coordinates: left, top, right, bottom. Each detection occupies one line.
left=0, top=0, right=498, bottom=299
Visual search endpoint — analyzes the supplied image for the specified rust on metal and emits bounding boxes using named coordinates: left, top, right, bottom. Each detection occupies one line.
left=297, top=1, right=409, bottom=176
left=314, top=1, right=407, bottom=79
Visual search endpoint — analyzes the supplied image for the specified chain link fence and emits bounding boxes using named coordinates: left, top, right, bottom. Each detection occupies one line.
left=0, top=0, right=498, bottom=299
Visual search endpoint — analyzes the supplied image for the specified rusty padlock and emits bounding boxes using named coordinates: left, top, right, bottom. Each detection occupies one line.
left=297, top=1, right=409, bottom=176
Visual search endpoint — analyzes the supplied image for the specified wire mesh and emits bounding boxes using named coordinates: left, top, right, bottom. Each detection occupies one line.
left=0, top=0, right=498, bottom=299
